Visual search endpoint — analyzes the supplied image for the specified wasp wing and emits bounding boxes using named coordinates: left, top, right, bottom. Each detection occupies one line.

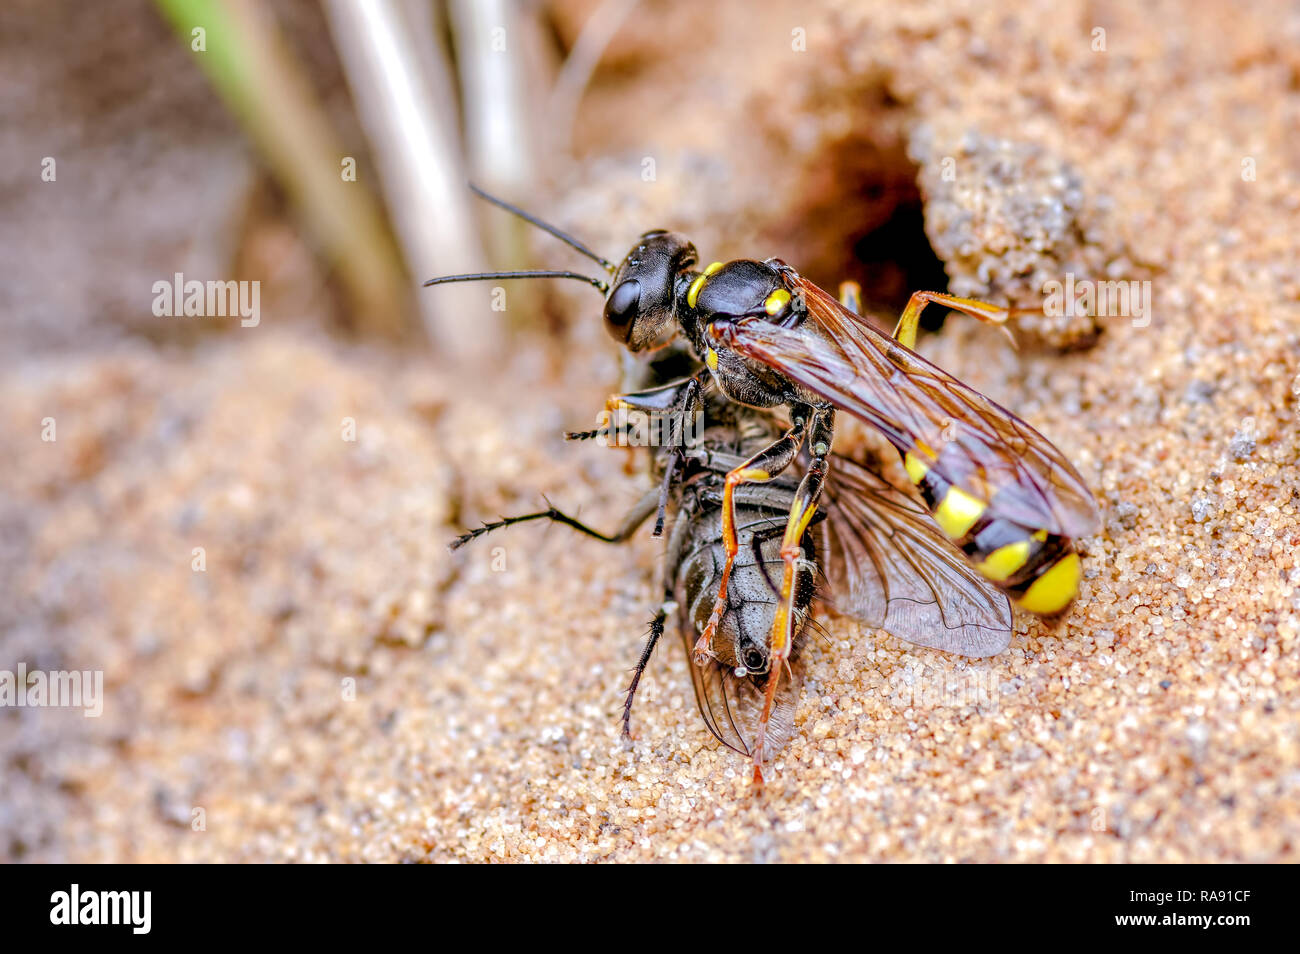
left=678, top=603, right=804, bottom=759
left=711, top=278, right=1100, bottom=538
left=822, top=453, right=1013, bottom=657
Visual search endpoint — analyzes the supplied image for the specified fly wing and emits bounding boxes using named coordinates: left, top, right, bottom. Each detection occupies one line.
left=679, top=602, right=804, bottom=758
left=709, top=278, right=1100, bottom=539
left=822, top=453, right=1013, bottom=657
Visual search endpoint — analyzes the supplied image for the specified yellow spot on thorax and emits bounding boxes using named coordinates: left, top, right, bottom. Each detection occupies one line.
left=764, top=288, right=792, bottom=316
left=706, top=347, right=718, bottom=371
left=686, top=275, right=707, bottom=309
left=686, top=261, right=725, bottom=310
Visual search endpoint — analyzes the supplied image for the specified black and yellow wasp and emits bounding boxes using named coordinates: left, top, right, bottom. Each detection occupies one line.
left=429, top=187, right=1100, bottom=781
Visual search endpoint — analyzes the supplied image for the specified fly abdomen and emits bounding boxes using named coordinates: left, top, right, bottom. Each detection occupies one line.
left=902, top=449, right=1081, bottom=615
left=666, top=489, right=816, bottom=761
left=677, top=506, right=816, bottom=674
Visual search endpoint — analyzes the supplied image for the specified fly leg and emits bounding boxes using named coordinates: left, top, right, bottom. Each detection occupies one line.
left=621, top=595, right=674, bottom=739
left=450, top=491, right=669, bottom=739
left=691, top=410, right=811, bottom=665
left=752, top=406, right=834, bottom=783
left=449, top=488, right=658, bottom=550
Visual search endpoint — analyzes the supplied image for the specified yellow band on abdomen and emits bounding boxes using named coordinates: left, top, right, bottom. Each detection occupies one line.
left=903, top=452, right=929, bottom=485
left=1015, top=552, right=1081, bottom=615
left=976, top=540, right=1031, bottom=582
left=934, top=486, right=985, bottom=539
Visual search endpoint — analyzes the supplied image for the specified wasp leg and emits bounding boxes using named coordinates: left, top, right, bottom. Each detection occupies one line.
left=837, top=280, right=862, bottom=316
left=841, top=282, right=1021, bottom=350
left=448, top=489, right=658, bottom=551
left=892, top=291, right=1035, bottom=350
left=747, top=512, right=825, bottom=599
left=650, top=376, right=704, bottom=536
left=745, top=523, right=787, bottom=598
left=752, top=407, right=833, bottom=783
left=605, top=374, right=700, bottom=413
left=691, top=410, right=811, bottom=665
left=622, top=597, right=673, bottom=739
left=603, top=372, right=707, bottom=423
left=574, top=378, right=702, bottom=535
left=566, top=373, right=695, bottom=442
left=570, top=371, right=705, bottom=459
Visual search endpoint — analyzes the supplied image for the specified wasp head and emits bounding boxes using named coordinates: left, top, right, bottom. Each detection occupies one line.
left=603, top=230, right=698, bottom=351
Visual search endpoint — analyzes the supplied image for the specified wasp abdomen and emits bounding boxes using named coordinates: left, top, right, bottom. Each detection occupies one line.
left=903, top=450, right=1081, bottom=615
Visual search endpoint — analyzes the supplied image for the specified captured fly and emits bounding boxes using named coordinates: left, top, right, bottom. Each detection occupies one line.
left=653, top=380, right=1012, bottom=775
left=430, top=188, right=1098, bottom=781
left=449, top=344, right=1009, bottom=780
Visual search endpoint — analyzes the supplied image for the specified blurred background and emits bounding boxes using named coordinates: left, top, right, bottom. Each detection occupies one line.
left=2, top=0, right=991, bottom=363
left=2, top=0, right=1298, bottom=862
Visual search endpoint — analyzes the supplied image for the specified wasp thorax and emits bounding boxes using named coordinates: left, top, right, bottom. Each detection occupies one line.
left=688, top=259, right=785, bottom=320
left=604, top=230, right=696, bottom=351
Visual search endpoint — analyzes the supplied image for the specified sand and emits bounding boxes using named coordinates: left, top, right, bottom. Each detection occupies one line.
left=2, top=0, right=1298, bottom=862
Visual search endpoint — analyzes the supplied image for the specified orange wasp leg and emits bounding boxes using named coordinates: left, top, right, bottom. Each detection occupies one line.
left=691, top=412, right=810, bottom=665
left=837, top=282, right=1024, bottom=349
left=751, top=408, right=833, bottom=783
left=891, top=291, right=1034, bottom=351
left=837, top=280, right=862, bottom=318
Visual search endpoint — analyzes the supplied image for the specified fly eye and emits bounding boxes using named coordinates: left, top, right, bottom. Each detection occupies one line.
left=603, top=279, right=641, bottom=342
left=743, top=648, right=765, bottom=672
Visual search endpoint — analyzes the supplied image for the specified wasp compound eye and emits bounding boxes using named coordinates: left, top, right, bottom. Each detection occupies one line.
left=603, top=279, right=642, bottom=342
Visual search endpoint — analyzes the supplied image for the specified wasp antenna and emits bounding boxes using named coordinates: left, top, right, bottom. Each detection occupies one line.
left=469, top=184, right=616, bottom=272
left=423, top=269, right=609, bottom=294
